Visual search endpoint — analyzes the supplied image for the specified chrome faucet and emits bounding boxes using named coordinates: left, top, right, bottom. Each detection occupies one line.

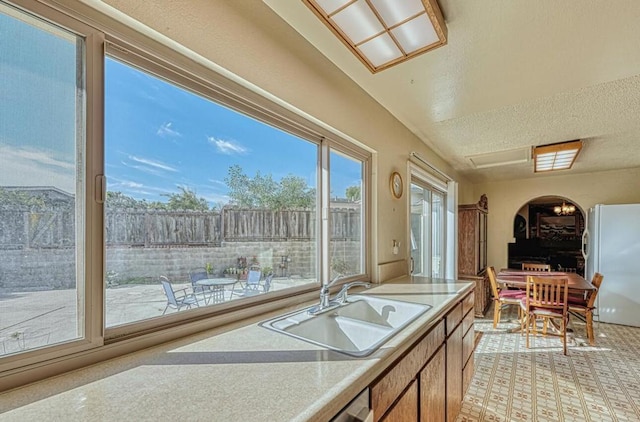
left=308, top=275, right=370, bottom=315
left=332, top=281, right=371, bottom=305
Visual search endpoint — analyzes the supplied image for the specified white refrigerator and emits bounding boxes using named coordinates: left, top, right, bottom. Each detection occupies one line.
left=583, top=204, right=640, bottom=327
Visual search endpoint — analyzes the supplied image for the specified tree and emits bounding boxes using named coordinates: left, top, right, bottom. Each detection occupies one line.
left=106, top=191, right=147, bottom=209
left=0, top=188, right=45, bottom=208
left=224, top=165, right=314, bottom=209
left=106, top=188, right=209, bottom=211
left=345, top=185, right=361, bottom=202
left=162, top=186, right=209, bottom=211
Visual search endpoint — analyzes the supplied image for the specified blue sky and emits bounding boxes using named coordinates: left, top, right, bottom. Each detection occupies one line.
left=105, top=58, right=362, bottom=207
left=0, top=9, right=362, bottom=207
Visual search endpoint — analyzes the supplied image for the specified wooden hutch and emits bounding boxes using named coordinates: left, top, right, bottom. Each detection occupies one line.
left=458, top=195, right=491, bottom=316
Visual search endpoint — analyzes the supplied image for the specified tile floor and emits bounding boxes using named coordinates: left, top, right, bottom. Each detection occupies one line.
left=458, top=306, right=640, bottom=421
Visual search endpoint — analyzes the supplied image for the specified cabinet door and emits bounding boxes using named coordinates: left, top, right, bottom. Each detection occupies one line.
left=420, top=345, right=446, bottom=422
left=372, top=321, right=444, bottom=421
left=479, top=212, right=487, bottom=271
left=382, top=380, right=418, bottom=422
left=446, top=323, right=463, bottom=422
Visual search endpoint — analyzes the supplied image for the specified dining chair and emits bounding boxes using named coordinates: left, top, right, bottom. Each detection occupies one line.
left=521, top=262, right=551, bottom=272
left=487, top=266, right=526, bottom=329
left=520, top=275, right=570, bottom=355
left=568, top=272, right=604, bottom=345
left=160, top=276, right=200, bottom=314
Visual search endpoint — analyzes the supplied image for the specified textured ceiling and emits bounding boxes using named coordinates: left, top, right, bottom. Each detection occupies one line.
left=264, top=0, right=640, bottom=182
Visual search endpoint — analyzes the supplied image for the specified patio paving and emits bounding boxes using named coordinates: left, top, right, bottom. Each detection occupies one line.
left=0, top=277, right=313, bottom=356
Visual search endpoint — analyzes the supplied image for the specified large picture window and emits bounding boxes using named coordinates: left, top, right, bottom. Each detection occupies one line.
left=104, top=57, right=320, bottom=327
left=0, top=0, right=369, bottom=378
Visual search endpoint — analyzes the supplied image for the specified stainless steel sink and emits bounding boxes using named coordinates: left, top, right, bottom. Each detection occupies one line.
left=261, top=295, right=431, bottom=357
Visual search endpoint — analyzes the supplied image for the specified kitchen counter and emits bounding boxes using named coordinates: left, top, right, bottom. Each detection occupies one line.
left=0, top=277, right=473, bottom=421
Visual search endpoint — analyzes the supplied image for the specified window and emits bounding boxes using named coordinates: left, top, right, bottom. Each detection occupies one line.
left=0, top=2, right=88, bottom=356
left=329, top=149, right=365, bottom=279
left=0, top=0, right=369, bottom=379
left=410, top=172, right=446, bottom=278
left=104, top=56, right=320, bottom=327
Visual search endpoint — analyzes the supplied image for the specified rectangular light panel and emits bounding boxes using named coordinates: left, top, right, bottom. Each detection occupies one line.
left=303, top=0, right=447, bottom=73
left=533, top=140, right=583, bottom=173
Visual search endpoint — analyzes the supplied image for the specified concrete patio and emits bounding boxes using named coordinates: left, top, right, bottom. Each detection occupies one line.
left=0, top=276, right=313, bottom=356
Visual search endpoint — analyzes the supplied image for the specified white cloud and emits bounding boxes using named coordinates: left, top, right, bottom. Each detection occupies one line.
left=107, top=177, right=173, bottom=199
left=208, top=137, right=248, bottom=155
left=208, top=178, right=226, bottom=186
left=0, top=145, right=75, bottom=193
left=128, top=155, right=178, bottom=172
left=156, top=122, right=182, bottom=138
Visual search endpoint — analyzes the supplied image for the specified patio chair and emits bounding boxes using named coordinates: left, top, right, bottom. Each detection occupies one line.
left=189, top=267, right=210, bottom=297
left=160, top=276, right=200, bottom=315
left=262, top=273, right=274, bottom=293
left=231, top=268, right=272, bottom=298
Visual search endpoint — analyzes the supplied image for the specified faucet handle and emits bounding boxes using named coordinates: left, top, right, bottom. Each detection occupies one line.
left=335, top=281, right=371, bottom=304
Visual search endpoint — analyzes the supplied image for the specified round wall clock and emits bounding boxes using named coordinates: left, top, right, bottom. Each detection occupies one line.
left=390, top=171, right=403, bottom=199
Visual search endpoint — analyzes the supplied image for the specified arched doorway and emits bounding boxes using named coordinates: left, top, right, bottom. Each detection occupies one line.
left=508, top=196, right=585, bottom=275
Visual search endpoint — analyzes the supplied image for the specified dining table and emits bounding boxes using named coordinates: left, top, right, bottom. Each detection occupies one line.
left=496, top=269, right=596, bottom=336
left=195, top=278, right=238, bottom=304
left=496, top=269, right=595, bottom=299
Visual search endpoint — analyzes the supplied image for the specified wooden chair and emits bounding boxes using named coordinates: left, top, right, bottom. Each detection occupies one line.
left=522, top=262, right=551, bottom=272
left=568, top=273, right=604, bottom=345
left=520, top=275, right=570, bottom=355
left=487, top=266, right=525, bottom=328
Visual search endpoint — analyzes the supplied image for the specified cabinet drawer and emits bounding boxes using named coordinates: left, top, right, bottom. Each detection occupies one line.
left=462, top=292, right=474, bottom=316
left=372, top=320, right=445, bottom=421
left=445, top=303, right=463, bottom=336
left=462, top=308, right=474, bottom=337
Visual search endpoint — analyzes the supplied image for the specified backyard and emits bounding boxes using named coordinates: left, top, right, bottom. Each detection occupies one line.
left=0, top=275, right=312, bottom=356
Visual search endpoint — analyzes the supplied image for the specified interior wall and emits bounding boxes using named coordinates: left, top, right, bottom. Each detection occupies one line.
left=474, top=167, right=640, bottom=270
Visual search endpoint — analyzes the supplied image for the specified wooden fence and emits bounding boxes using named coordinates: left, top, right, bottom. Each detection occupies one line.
left=0, top=207, right=361, bottom=249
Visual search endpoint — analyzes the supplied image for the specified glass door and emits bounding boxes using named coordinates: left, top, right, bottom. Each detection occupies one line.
left=410, top=182, right=445, bottom=278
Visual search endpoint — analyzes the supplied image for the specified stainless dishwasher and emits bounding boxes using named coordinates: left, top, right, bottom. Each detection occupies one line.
left=331, top=388, right=373, bottom=422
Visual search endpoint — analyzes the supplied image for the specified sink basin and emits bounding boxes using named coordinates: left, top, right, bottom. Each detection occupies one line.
left=261, top=295, right=431, bottom=357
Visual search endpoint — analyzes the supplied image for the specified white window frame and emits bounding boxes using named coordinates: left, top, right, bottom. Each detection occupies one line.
left=0, top=0, right=105, bottom=374
left=1, top=0, right=371, bottom=386
left=408, top=161, right=456, bottom=279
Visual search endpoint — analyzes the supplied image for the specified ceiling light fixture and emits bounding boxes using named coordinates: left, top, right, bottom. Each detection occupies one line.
left=303, top=0, right=447, bottom=73
left=533, top=139, right=583, bottom=173
left=554, top=201, right=576, bottom=216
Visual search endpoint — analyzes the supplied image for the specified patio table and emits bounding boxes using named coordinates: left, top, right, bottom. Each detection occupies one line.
left=195, top=278, right=237, bottom=304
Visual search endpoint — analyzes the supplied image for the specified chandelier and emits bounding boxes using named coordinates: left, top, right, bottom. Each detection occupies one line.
left=554, top=201, right=575, bottom=216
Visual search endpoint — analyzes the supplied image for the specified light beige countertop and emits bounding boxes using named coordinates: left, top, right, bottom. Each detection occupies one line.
left=0, top=277, right=473, bottom=421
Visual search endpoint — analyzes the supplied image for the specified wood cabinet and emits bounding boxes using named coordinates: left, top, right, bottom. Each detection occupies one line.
left=462, top=306, right=475, bottom=395
left=420, top=346, right=446, bottom=421
left=443, top=294, right=476, bottom=421
left=445, top=303, right=464, bottom=422
left=372, top=320, right=445, bottom=421
left=459, top=195, right=490, bottom=317
left=382, top=380, right=418, bottom=422
left=371, top=291, right=475, bottom=422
